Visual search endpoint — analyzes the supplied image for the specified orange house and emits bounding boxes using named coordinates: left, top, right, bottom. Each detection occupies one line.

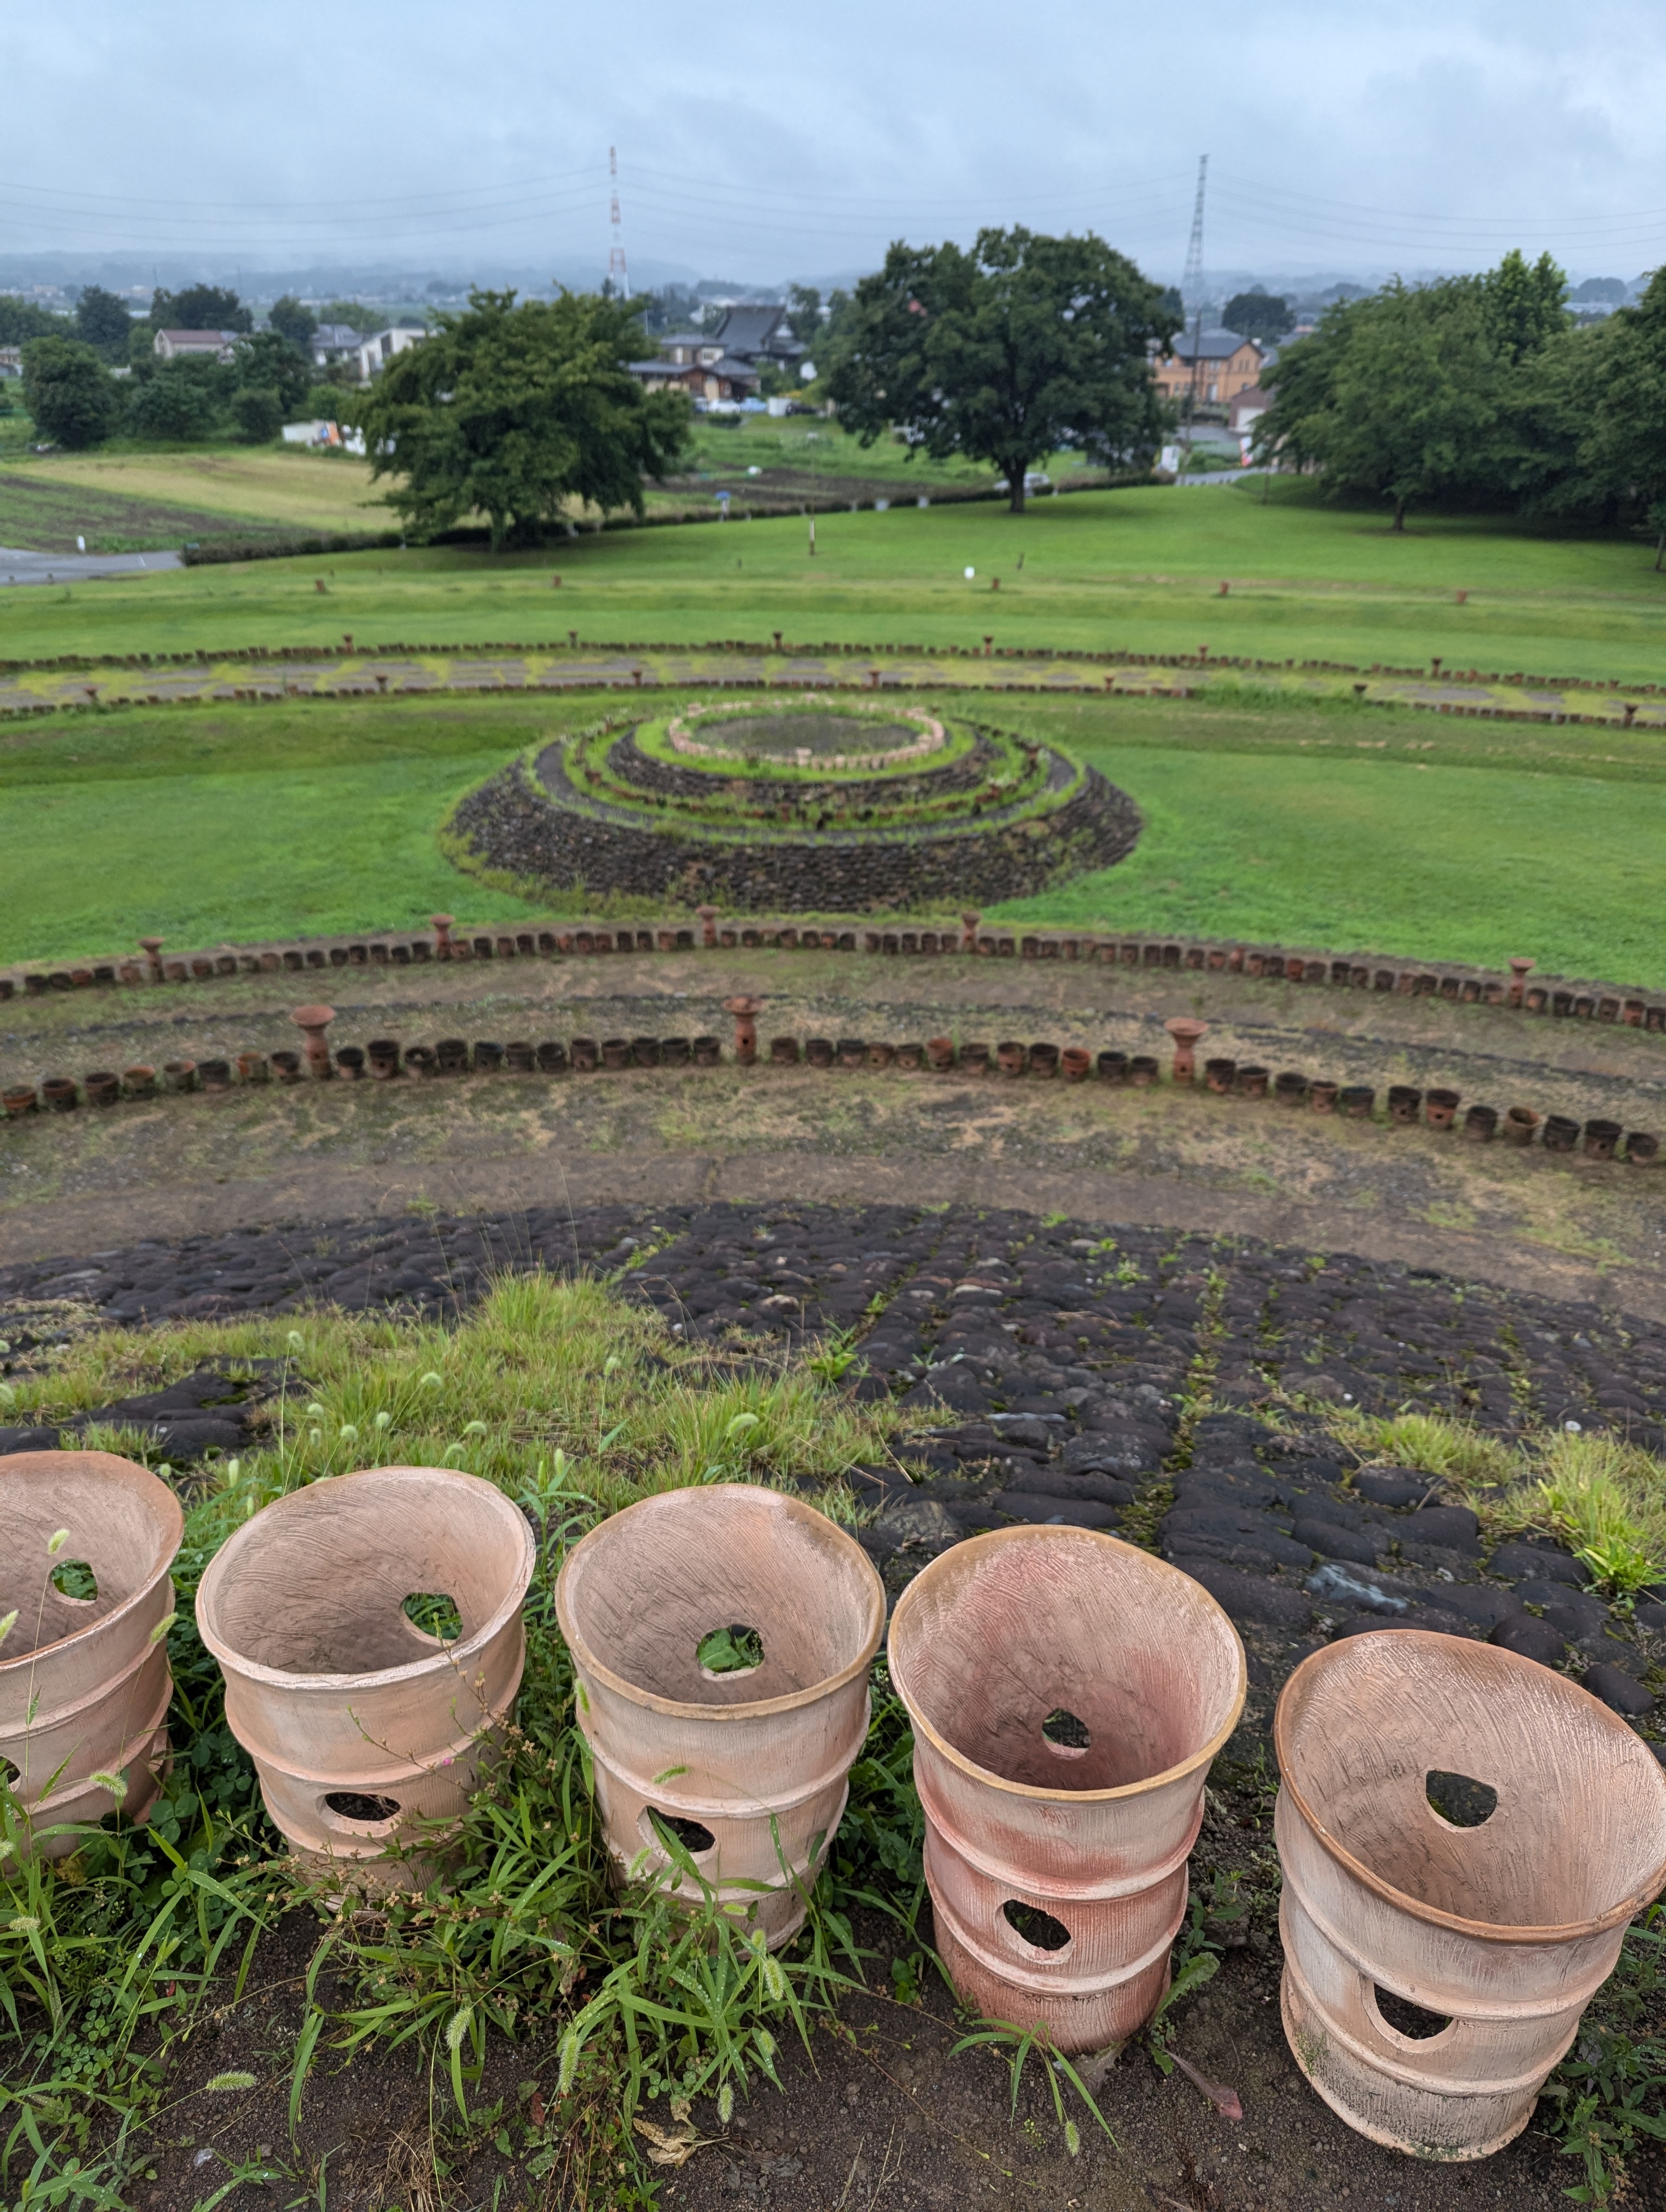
left=1151, top=329, right=1265, bottom=407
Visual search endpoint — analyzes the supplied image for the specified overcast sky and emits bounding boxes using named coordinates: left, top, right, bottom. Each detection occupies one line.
left=4, top=0, right=1663, bottom=290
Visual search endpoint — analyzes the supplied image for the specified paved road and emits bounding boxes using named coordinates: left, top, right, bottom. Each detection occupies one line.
left=0, top=544, right=182, bottom=586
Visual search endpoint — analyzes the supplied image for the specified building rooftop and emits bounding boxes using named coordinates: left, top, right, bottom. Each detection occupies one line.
left=1170, top=326, right=1260, bottom=362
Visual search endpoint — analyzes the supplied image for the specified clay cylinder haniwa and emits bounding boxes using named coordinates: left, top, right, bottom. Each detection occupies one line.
left=889, top=1528, right=1246, bottom=2053
left=556, top=1483, right=885, bottom=1950
left=1276, top=1631, right=1666, bottom=2161
left=0, top=1451, right=182, bottom=1857
left=195, top=1465, right=534, bottom=1881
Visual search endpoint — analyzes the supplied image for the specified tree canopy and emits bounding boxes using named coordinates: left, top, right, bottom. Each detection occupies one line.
left=357, top=288, right=690, bottom=550
left=1254, top=252, right=1570, bottom=528
left=74, top=285, right=136, bottom=363
left=0, top=297, right=66, bottom=348
left=269, top=295, right=319, bottom=349
left=149, top=284, right=252, bottom=334
left=1223, top=290, right=1294, bottom=344
left=21, top=337, right=121, bottom=449
left=824, top=227, right=1176, bottom=511
left=233, top=330, right=311, bottom=416
left=1567, top=270, right=1666, bottom=558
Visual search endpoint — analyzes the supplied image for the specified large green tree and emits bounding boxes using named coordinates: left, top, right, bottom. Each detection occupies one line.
left=230, top=387, right=284, bottom=443
left=1481, top=248, right=1568, bottom=364
left=1253, top=260, right=1568, bottom=529
left=1568, top=269, right=1666, bottom=560
left=268, top=294, right=319, bottom=349
left=358, top=288, right=690, bottom=550
left=824, top=227, right=1176, bottom=512
left=21, top=337, right=120, bottom=448
left=149, top=284, right=251, bottom=333
left=1223, top=289, right=1294, bottom=344
left=233, top=329, right=311, bottom=415
left=0, top=297, right=66, bottom=347
left=125, top=357, right=227, bottom=441
left=74, top=284, right=136, bottom=363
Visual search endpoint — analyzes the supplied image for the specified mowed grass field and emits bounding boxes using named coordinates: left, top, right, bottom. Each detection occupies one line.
left=3, top=480, right=1666, bottom=680
left=4, top=685, right=1666, bottom=983
left=0, top=447, right=386, bottom=543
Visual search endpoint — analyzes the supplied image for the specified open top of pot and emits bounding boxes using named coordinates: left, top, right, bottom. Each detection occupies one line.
left=556, top=1482, right=885, bottom=1716
left=0, top=1451, right=182, bottom=1667
left=889, top=1526, right=1246, bottom=1799
left=1276, top=1631, right=1666, bottom=1940
left=195, top=1464, right=534, bottom=1688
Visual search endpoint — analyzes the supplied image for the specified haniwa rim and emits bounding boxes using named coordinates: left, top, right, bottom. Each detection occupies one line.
left=0, top=1450, right=183, bottom=1675
left=554, top=1482, right=887, bottom=1722
left=888, top=1525, right=1248, bottom=1804
left=194, top=1464, right=535, bottom=1694
left=1275, top=1631, right=1666, bottom=1945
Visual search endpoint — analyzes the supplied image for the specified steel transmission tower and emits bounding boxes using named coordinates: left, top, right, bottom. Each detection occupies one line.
left=1180, top=155, right=1207, bottom=452
left=608, top=146, right=629, bottom=292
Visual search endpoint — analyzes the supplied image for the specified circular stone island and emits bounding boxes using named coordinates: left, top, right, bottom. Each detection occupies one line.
left=448, top=695, right=1141, bottom=910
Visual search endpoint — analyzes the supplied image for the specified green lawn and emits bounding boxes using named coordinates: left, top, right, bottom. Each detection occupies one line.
left=5, top=685, right=1666, bottom=984
left=4, top=480, right=1664, bottom=684
left=1009, top=738, right=1666, bottom=983
left=0, top=695, right=573, bottom=962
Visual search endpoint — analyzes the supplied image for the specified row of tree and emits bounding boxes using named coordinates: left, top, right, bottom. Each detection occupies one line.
left=350, top=233, right=1179, bottom=544
left=0, top=282, right=375, bottom=366
left=8, top=281, right=371, bottom=448
left=16, top=239, right=1666, bottom=555
left=17, top=333, right=351, bottom=449
left=1255, top=252, right=1666, bottom=539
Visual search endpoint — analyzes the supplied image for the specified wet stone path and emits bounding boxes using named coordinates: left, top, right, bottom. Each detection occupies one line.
left=2, top=1199, right=1661, bottom=1761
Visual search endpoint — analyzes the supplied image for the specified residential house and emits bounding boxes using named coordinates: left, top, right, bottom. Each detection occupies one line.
left=654, top=330, right=728, bottom=369
left=310, top=323, right=362, bottom=368
left=0, top=346, right=21, bottom=380
left=153, top=328, right=240, bottom=364
left=1151, top=327, right=1264, bottom=407
left=355, top=325, right=427, bottom=380
left=650, top=306, right=805, bottom=374
left=626, top=353, right=760, bottom=406
left=1228, top=385, right=1271, bottom=435
left=704, top=303, right=805, bottom=370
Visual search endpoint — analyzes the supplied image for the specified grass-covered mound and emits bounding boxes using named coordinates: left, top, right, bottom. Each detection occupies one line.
left=6, top=685, right=1666, bottom=980
left=449, top=698, right=1139, bottom=911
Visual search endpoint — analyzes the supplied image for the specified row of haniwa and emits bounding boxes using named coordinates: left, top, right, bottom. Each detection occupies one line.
left=4, top=1453, right=1664, bottom=2165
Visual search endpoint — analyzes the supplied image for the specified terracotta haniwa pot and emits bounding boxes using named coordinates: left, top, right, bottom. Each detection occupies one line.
left=888, top=1528, right=1246, bottom=2054
left=556, top=1484, right=885, bottom=1950
left=1, top=1451, right=182, bottom=1857
left=195, top=1467, right=535, bottom=1883
left=1275, top=1632, right=1666, bottom=2160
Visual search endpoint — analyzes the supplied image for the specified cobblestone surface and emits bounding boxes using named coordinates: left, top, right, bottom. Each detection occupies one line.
left=3, top=1201, right=1661, bottom=1759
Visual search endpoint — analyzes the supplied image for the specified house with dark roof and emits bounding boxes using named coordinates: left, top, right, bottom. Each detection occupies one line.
left=153, top=328, right=240, bottom=364
left=626, top=353, right=760, bottom=403
left=706, top=304, right=805, bottom=368
left=310, top=323, right=362, bottom=366
left=1151, top=327, right=1265, bottom=406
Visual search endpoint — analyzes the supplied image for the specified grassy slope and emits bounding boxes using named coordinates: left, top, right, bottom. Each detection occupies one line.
left=984, top=693, right=1666, bottom=981
left=0, top=695, right=585, bottom=959
left=0, top=469, right=306, bottom=556
left=0, top=447, right=385, bottom=540
left=5, top=686, right=1666, bottom=980
left=3, top=482, right=1664, bottom=680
